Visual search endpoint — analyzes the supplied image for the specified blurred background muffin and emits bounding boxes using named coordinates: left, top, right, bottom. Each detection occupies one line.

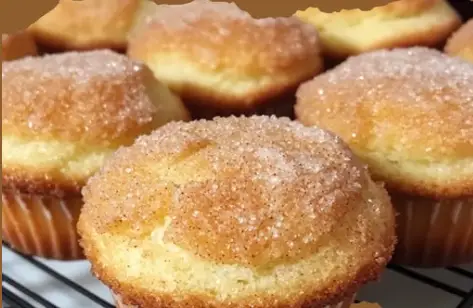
left=28, top=0, right=157, bottom=52
left=294, top=0, right=461, bottom=65
left=78, top=116, right=396, bottom=308
left=2, top=50, right=190, bottom=260
left=127, top=0, right=324, bottom=119
left=295, top=47, right=473, bottom=267
left=445, top=18, right=473, bottom=63
left=447, top=0, right=473, bottom=20
left=1, top=31, right=38, bottom=61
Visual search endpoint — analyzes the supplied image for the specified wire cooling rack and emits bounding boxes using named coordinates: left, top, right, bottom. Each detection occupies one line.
left=2, top=242, right=473, bottom=308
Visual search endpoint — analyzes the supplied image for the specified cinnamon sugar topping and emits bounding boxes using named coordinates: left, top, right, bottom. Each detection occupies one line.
left=296, top=47, right=473, bottom=158
left=2, top=50, right=158, bottom=145
left=82, top=116, right=373, bottom=266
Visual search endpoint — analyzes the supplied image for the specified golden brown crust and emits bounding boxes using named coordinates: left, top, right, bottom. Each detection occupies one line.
left=28, top=0, right=144, bottom=51
left=92, top=257, right=383, bottom=308
left=295, top=47, right=473, bottom=199
left=1, top=31, right=38, bottom=61
left=386, top=174, right=473, bottom=201
left=2, top=168, right=83, bottom=197
left=294, top=0, right=461, bottom=58
left=2, top=50, right=169, bottom=146
left=78, top=116, right=396, bottom=308
left=81, top=214, right=393, bottom=308
left=445, top=18, right=473, bottom=63
left=127, top=0, right=323, bottom=111
left=112, top=293, right=358, bottom=308
left=81, top=116, right=387, bottom=266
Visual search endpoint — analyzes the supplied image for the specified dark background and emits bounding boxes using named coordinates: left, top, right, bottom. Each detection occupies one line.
left=448, top=0, right=473, bottom=20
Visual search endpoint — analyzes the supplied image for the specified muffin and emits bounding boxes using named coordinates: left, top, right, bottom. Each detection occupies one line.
left=1, top=31, right=38, bottom=61
left=78, top=115, right=396, bottom=308
left=294, top=0, right=461, bottom=59
left=2, top=50, right=190, bottom=260
left=127, top=0, right=324, bottom=119
left=445, top=18, right=473, bottom=63
left=295, top=47, right=473, bottom=267
left=28, top=0, right=155, bottom=51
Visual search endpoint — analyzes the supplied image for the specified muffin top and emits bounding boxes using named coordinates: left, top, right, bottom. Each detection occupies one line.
left=81, top=115, right=393, bottom=267
left=296, top=47, right=473, bottom=198
left=2, top=50, right=161, bottom=147
left=129, top=0, right=320, bottom=76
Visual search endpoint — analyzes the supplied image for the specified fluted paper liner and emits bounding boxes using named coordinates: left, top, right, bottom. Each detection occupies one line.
left=2, top=189, right=84, bottom=260
left=391, top=195, right=473, bottom=267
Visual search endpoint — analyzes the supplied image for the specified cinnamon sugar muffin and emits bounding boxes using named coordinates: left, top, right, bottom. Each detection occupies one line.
left=28, top=0, right=154, bottom=51
left=294, top=0, right=461, bottom=59
left=2, top=50, right=190, bottom=260
left=78, top=116, right=396, bottom=308
left=445, top=18, right=473, bottom=63
left=127, top=0, right=323, bottom=119
left=1, top=31, right=37, bottom=61
left=296, top=47, right=473, bottom=267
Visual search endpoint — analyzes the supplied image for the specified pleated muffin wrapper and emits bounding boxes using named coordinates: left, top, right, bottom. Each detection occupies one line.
left=2, top=188, right=84, bottom=260
left=391, top=193, right=473, bottom=267
left=112, top=291, right=357, bottom=308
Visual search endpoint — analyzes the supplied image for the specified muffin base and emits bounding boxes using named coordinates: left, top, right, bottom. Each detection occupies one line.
left=2, top=189, right=84, bottom=260
left=391, top=194, right=473, bottom=267
left=112, top=292, right=357, bottom=308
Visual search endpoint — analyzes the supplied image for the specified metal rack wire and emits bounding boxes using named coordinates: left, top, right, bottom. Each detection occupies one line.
left=2, top=242, right=473, bottom=308
left=2, top=243, right=114, bottom=308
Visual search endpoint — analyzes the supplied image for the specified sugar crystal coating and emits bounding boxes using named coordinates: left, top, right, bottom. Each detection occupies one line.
left=81, top=116, right=381, bottom=267
left=2, top=50, right=159, bottom=146
left=296, top=47, right=473, bottom=161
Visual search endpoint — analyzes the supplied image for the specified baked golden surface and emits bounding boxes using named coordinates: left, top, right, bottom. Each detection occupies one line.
left=295, top=47, right=473, bottom=199
left=445, top=18, right=473, bottom=63
left=1, top=31, right=38, bottom=61
left=294, top=0, right=461, bottom=58
left=28, top=0, right=148, bottom=50
left=78, top=116, right=396, bottom=308
left=2, top=50, right=189, bottom=196
left=127, top=0, right=323, bottom=111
